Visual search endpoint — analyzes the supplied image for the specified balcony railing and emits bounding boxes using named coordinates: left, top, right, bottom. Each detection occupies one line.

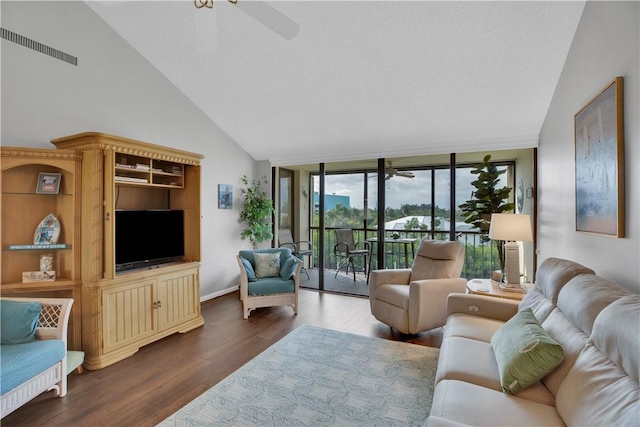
left=309, top=227, right=502, bottom=279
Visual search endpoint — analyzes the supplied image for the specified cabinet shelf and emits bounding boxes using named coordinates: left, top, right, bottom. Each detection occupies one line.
left=5, top=244, right=70, bottom=251
left=153, top=171, right=183, bottom=177
left=114, top=156, right=184, bottom=188
left=2, top=191, right=73, bottom=197
left=0, top=278, right=80, bottom=291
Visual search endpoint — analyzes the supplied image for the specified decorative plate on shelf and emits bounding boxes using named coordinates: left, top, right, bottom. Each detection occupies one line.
left=33, top=213, right=61, bottom=245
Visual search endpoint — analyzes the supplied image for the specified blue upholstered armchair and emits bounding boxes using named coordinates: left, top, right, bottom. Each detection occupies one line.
left=236, top=248, right=303, bottom=319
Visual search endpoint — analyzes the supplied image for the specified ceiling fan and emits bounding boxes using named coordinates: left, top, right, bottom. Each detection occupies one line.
left=195, top=0, right=299, bottom=40
left=94, top=0, right=299, bottom=55
left=385, top=162, right=415, bottom=180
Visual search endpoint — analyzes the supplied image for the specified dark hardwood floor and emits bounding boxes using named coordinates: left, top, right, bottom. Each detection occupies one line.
left=3, top=289, right=443, bottom=427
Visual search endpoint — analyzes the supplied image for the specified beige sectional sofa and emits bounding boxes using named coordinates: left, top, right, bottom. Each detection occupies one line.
left=427, top=258, right=640, bottom=426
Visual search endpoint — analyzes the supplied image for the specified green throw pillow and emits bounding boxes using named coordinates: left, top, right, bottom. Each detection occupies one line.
left=254, top=252, right=281, bottom=278
left=280, top=256, right=298, bottom=280
left=490, top=307, right=564, bottom=394
left=240, top=257, right=257, bottom=282
left=1, top=300, right=42, bottom=344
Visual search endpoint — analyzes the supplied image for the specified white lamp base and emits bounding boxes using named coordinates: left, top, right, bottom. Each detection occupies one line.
left=504, top=241, right=521, bottom=286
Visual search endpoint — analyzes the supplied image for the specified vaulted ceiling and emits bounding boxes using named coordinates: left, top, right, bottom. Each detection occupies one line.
left=86, top=1, right=585, bottom=166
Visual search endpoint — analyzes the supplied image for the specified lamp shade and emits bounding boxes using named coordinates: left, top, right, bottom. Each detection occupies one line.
left=488, top=214, right=533, bottom=242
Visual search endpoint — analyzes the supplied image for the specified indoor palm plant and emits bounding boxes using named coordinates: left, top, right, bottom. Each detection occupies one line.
left=459, top=155, right=514, bottom=274
left=238, top=175, right=274, bottom=248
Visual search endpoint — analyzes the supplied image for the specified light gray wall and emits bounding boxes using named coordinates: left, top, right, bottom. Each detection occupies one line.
left=538, top=1, right=639, bottom=292
left=1, top=1, right=258, bottom=299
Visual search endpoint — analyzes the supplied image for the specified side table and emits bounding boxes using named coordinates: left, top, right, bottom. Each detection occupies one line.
left=466, top=278, right=532, bottom=301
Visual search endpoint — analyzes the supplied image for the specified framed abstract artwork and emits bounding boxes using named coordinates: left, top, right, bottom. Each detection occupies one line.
left=218, top=184, right=233, bottom=209
left=574, top=77, right=624, bottom=237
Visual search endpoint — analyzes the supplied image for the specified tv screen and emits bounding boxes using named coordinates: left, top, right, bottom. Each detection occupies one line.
left=115, top=210, right=185, bottom=272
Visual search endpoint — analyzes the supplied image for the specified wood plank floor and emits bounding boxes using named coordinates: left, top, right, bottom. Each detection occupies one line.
left=3, top=289, right=443, bottom=427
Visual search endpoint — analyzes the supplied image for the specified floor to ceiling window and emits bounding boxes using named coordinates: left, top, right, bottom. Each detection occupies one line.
left=288, top=150, right=532, bottom=297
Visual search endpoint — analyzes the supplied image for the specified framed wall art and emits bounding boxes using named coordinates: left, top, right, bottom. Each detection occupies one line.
left=574, top=76, right=624, bottom=237
left=218, top=184, right=233, bottom=209
left=36, top=172, right=62, bottom=194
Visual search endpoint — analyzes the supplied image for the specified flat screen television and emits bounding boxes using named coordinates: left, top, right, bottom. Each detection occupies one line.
left=115, top=210, right=185, bottom=272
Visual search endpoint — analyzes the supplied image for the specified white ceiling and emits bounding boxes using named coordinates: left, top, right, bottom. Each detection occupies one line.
left=86, top=0, right=585, bottom=166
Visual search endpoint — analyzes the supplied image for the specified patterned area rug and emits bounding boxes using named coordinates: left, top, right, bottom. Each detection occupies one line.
left=158, top=325, right=439, bottom=427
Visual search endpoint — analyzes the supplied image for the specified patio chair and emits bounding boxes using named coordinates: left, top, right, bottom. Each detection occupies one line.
left=334, top=228, right=371, bottom=282
left=369, top=239, right=466, bottom=334
left=278, top=228, right=312, bottom=280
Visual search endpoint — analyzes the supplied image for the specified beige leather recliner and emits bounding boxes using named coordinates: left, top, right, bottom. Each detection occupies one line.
left=369, top=239, right=466, bottom=334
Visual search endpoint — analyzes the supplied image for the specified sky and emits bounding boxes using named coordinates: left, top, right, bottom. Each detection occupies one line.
left=314, top=167, right=496, bottom=210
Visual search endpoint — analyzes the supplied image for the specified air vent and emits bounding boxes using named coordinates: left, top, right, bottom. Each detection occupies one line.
left=1, top=27, right=77, bottom=66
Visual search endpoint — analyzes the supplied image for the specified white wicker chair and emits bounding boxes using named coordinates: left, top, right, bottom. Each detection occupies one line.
left=1, top=297, right=73, bottom=418
left=237, top=248, right=302, bottom=319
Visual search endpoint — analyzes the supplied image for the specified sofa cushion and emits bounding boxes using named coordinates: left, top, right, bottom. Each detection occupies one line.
left=529, top=257, right=595, bottom=305
left=239, top=257, right=257, bottom=282
left=254, top=252, right=281, bottom=278
left=556, top=342, right=640, bottom=427
left=247, top=278, right=295, bottom=296
left=491, top=308, right=564, bottom=394
left=436, top=336, right=501, bottom=389
left=0, top=340, right=65, bottom=394
left=520, top=258, right=594, bottom=323
left=429, top=380, right=565, bottom=426
left=437, top=336, right=556, bottom=406
left=443, top=313, right=505, bottom=343
left=555, top=295, right=640, bottom=426
left=556, top=274, right=632, bottom=337
left=590, top=295, right=640, bottom=384
left=1, top=300, right=41, bottom=345
left=539, top=307, right=590, bottom=397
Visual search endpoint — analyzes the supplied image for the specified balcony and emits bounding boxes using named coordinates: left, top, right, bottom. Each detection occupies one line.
left=302, top=227, right=502, bottom=296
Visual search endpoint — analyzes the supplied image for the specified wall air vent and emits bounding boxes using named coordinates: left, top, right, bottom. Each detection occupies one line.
left=1, top=27, right=77, bottom=66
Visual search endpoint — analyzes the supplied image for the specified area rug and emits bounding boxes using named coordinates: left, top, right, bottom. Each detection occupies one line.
left=158, top=325, right=439, bottom=427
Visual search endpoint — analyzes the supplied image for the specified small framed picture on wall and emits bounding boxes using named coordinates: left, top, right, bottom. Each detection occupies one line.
left=218, top=184, right=233, bottom=209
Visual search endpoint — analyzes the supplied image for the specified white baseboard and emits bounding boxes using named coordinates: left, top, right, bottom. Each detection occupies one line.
left=200, top=285, right=238, bottom=303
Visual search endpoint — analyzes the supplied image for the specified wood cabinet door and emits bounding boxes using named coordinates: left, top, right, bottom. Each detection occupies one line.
left=102, top=279, right=156, bottom=353
left=156, top=268, right=200, bottom=332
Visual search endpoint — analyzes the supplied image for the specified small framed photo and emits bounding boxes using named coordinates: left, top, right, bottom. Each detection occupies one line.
left=36, top=173, right=62, bottom=194
left=218, top=184, right=233, bottom=209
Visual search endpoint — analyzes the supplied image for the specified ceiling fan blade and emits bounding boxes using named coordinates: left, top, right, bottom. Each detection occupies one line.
left=235, top=0, right=299, bottom=40
left=397, top=172, right=415, bottom=179
left=194, top=4, right=219, bottom=55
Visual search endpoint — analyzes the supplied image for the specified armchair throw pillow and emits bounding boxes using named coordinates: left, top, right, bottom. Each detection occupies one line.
left=240, top=257, right=257, bottom=282
left=254, top=252, right=281, bottom=278
left=491, top=307, right=564, bottom=394
left=280, top=256, right=297, bottom=280
left=1, top=300, right=42, bottom=344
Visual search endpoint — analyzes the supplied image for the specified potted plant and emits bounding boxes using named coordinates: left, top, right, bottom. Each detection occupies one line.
left=458, top=155, right=514, bottom=276
left=238, top=175, right=274, bottom=249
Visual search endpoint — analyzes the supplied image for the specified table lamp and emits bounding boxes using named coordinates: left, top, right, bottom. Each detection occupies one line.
left=488, top=213, right=533, bottom=287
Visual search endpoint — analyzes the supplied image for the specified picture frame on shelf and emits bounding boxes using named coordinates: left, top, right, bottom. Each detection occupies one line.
left=574, top=76, right=625, bottom=237
left=36, top=172, right=62, bottom=194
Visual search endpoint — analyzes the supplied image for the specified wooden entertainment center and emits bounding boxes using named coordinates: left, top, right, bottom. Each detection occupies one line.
left=1, top=133, right=205, bottom=370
